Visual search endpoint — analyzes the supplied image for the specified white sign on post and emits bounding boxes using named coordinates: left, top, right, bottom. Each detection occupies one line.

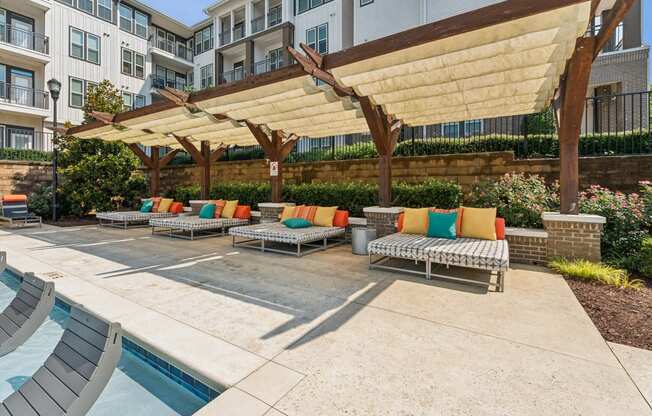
left=270, top=161, right=279, bottom=177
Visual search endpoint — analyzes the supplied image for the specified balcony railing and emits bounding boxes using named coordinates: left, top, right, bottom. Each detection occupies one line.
left=150, top=75, right=188, bottom=91
left=251, top=16, right=265, bottom=34
left=219, top=30, right=231, bottom=46
left=233, top=24, right=245, bottom=42
left=268, top=5, right=282, bottom=27
left=587, top=22, right=624, bottom=53
left=0, top=24, right=49, bottom=55
left=1, top=129, right=53, bottom=152
left=220, top=67, right=246, bottom=84
left=0, top=82, right=49, bottom=109
left=152, top=38, right=193, bottom=62
left=253, top=57, right=285, bottom=75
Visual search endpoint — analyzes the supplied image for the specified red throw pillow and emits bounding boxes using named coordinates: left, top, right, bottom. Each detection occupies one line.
left=396, top=213, right=405, bottom=232
left=234, top=205, right=252, bottom=220
left=333, top=210, right=349, bottom=227
left=2, top=194, right=27, bottom=203
left=495, top=218, right=506, bottom=240
left=169, top=202, right=184, bottom=214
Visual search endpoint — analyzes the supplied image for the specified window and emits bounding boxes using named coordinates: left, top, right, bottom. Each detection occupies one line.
left=296, top=0, right=333, bottom=14
left=134, top=94, right=146, bottom=109
left=87, top=33, right=100, bottom=64
left=187, top=70, right=194, bottom=89
left=134, top=53, right=144, bottom=78
left=97, top=0, right=112, bottom=21
left=58, top=0, right=74, bottom=6
left=442, top=122, right=460, bottom=138
left=463, top=120, right=482, bottom=137
left=119, top=4, right=133, bottom=32
left=306, top=23, right=328, bottom=54
left=77, top=0, right=93, bottom=14
left=121, top=48, right=133, bottom=75
left=69, top=77, right=84, bottom=108
left=200, top=64, right=213, bottom=89
left=194, top=25, right=213, bottom=55
left=134, top=10, right=148, bottom=38
left=269, top=48, right=283, bottom=70
left=122, top=92, right=133, bottom=111
left=360, top=0, right=373, bottom=5
left=70, top=28, right=85, bottom=59
left=86, top=81, right=98, bottom=94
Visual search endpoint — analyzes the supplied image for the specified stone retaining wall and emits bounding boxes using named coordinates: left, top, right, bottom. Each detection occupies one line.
left=0, top=160, right=52, bottom=196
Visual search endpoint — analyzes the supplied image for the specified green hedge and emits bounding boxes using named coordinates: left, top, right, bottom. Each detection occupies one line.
left=0, top=148, right=52, bottom=161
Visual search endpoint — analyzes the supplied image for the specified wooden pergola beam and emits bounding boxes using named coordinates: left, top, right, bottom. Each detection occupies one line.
left=593, top=0, right=635, bottom=59
left=127, top=144, right=178, bottom=196
left=172, top=135, right=227, bottom=199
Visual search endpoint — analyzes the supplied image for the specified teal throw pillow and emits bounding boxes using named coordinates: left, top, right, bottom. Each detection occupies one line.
left=282, top=218, right=312, bottom=229
left=139, top=200, right=153, bottom=213
left=199, top=203, right=216, bottom=219
left=427, top=211, right=457, bottom=239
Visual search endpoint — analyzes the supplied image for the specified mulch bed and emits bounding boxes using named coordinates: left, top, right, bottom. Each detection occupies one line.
left=565, top=277, right=652, bottom=351
left=44, top=216, right=99, bottom=227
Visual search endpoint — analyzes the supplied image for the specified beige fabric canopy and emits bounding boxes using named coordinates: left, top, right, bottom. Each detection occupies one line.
left=71, top=1, right=592, bottom=149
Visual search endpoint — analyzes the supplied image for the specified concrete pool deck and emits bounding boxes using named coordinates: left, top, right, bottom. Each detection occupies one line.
left=1, top=224, right=651, bottom=415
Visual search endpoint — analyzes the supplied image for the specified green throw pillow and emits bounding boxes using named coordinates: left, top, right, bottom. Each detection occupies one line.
left=427, top=211, right=457, bottom=239
left=282, top=218, right=312, bottom=229
left=139, top=200, right=153, bottom=213
left=199, top=203, right=216, bottom=219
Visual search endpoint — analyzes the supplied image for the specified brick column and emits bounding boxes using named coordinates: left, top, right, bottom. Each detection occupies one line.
left=363, top=206, right=404, bottom=237
left=258, top=202, right=295, bottom=223
left=542, top=213, right=606, bottom=263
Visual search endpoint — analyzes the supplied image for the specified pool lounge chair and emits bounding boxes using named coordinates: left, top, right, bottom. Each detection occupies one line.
left=229, top=222, right=347, bottom=257
left=0, top=272, right=55, bottom=357
left=150, top=216, right=250, bottom=240
left=96, top=210, right=177, bottom=229
left=0, top=307, right=122, bottom=416
left=0, top=195, right=42, bottom=228
left=368, top=234, right=509, bottom=292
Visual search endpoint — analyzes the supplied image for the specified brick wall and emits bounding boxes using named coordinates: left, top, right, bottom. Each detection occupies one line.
left=157, top=152, right=652, bottom=195
left=0, top=161, right=52, bottom=196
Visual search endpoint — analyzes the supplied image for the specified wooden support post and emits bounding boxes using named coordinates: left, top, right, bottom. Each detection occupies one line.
left=127, top=144, right=179, bottom=197
left=173, top=135, right=227, bottom=200
left=246, top=122, right=298, bottom=203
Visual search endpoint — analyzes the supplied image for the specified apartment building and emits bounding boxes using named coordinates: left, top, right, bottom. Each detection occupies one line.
left=0, top=0, right=647, bottom=151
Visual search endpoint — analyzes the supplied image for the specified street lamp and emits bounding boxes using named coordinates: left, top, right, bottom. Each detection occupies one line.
left=47, top=78, right=61, bottom=222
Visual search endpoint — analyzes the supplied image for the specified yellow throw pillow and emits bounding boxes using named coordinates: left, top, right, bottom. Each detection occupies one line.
left=401, top=208, right=429, bottom=235
left=460, top=207, right=497, bottom=240
left=313, top=206, right=338, bottom=227
left=157, top=198, right=173, bottom=213
left=221, top=200, right=239, bottom=218
left=280, top=206, right=296, bottom=222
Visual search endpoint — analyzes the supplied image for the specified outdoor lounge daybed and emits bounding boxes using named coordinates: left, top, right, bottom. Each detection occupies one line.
left=96, top=197, right=181, bottom=229
left=0, top=307, right=122, bottom=416
left=150, top=216, right=250, bottom=240
left=368, top=208, right=509, bottom=292
left=0, top=271, right=54, bottom=357
left=0, top=195, right=42, bottom=228
left=230, top=222, right=347, bottom=257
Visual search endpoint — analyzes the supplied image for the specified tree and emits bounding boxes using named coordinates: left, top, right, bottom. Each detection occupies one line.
left=58, top=80, right=146, bottom=216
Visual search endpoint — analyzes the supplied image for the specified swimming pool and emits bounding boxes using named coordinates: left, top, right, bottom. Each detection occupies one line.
left=0, top=270, right=213, bottom=415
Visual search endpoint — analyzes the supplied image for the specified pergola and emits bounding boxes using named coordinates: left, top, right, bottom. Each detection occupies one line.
left=67, top=0, right=634, bottom=215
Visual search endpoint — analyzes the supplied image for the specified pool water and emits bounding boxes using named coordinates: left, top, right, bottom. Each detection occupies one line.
left=0, top=270, right=208, bottom=416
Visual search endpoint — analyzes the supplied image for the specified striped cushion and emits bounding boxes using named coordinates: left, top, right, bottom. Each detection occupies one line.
left=229, top=222, right=345, bottom=244
left=150, top=216, right=248, bottom=231
left=96, top=211, right=177, bottom=222
left=294, top=206, right=317, bottom=222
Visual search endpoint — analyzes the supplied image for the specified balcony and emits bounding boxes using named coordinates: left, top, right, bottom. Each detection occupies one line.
left=1, top=129, right=52, bottom=152
left=253, top=57, right=285, bottom=75
left=251, top=16, right=265, bottom=34
left=233, top=24, right=245, bottom=42
left=219, top=67, right=245, bottom=84
left=0, top=82, right=49, bottom=111
left=219, top=30, right=232, bottom=46
left=268, top=5, right=282, bottom=28
left=150, top=75, right=188, bottom=92
left=588, top=22, right=624, bottom=54
left=0, top=24, right=50, bottom=63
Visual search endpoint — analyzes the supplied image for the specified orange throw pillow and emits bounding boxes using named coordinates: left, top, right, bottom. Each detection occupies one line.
left=213, top=200, right=226, bottom=218
left=430, top=208, right=464, bottom=236
left=495, top=218, right=506, bottom=240
left=396, top=213, right=405, bottom=232
left=151, top=197, right=162, bottom=211
left=333, top=210, right=349, bottom=228
left=169, top=202, right=184, bottom=214
left=294, top=205, right=317, bottom=222
left=234, top=205, right=252, bottom=220
left=2, top=194, right=27, bottom=203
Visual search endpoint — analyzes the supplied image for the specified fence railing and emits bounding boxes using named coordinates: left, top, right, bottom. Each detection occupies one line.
left=0, top=82, right=49, bottom=109
left=150, top=75, right=188, bottom=91
left=0, top=24, right=49, bottom=54
left=220, top=67, right=246, bottom=84
left=1, top=129, right=53, bottom=152
left=214, top=91, right=652, bottom=164
left=253, top=57, right=285, bottom=75
left=251, top=16, right=265, bottom=34
left=151, top=37, right=193, bottom=62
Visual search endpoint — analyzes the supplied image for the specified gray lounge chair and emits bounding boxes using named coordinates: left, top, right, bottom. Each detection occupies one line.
left=0, top=307, right=122, bottom=416
left=0, top=251, right=5, bottom=273
left=0, top=197, right=42, bottom=228
left=0, top=272, right=54, bottom=357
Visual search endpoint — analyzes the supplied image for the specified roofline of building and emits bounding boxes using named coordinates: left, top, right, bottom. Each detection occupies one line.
left=122, top=0, right=212, bottom=36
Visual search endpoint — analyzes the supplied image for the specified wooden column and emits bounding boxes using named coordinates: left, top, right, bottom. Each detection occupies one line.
left=201, top=141, right=211, bottom=199
left=246, top=122, right=297, bottom=203
left=127, top=144, right=179, bottom=197
left=174, top=136, right=227, bottom=200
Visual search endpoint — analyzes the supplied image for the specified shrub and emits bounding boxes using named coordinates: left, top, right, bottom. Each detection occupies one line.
left=211, top=182, right=271, bottom=209
left=0, top=148, right=52, bottom=162
left=466, top=173, right=557, bottom=228
left=284, top=182, right=377, bottom=216
left=641, top=181, right=652, bottom=227
left=579, top=185, right=648, bottom=261
left=28, top=184, right=53, bottom=220
left=393, top=179, right=462, bottom=209
left=549, top=258, right=643, bottom=289
left=639, top=237, right=652, bottom=278
left=167, top=184, right=201, bottom=205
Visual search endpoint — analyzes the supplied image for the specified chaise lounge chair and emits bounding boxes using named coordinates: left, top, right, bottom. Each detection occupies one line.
left=229, top=222, right=347, bottom=257
left=0, top=307, right=122, bottom=416
left=96, top=198, right=179, bottom=229
left=0, top=195, right=42, bottom=228
left=150, top=216, right=251, bottom=240
left=0, top=271, right=55, bottom=357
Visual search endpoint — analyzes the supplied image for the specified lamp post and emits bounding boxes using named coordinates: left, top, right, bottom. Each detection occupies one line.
left=47, top=78, right=61, bottom=222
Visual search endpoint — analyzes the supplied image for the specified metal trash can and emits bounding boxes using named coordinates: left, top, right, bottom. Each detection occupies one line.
left=352, top=228, right=377, bottom=255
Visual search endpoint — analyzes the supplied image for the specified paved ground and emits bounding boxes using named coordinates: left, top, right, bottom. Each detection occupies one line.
left=1, top=224, right=651, bottom=415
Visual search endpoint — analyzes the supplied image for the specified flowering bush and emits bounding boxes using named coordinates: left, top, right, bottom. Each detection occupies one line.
left=467, top=173, right=558, bottom=228
left=579, top=185, right=649, bottom=261
left=640, top=181, right=652, bottom=227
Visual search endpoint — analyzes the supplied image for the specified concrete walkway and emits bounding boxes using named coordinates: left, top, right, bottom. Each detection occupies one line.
left=1, top=224, right=650, bottom=415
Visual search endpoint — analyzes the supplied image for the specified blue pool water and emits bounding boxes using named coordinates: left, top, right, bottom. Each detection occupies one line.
left=0, top=270, right=209, bottom=415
